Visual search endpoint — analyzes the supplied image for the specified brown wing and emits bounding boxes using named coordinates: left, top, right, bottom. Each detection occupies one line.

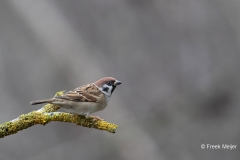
left=74, top=83, right=102, bottom=96
left=55, top=83, right=99, bottom=102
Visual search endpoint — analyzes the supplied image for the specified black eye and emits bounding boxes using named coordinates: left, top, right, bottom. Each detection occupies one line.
left=107, top=81, right=111, bottom=86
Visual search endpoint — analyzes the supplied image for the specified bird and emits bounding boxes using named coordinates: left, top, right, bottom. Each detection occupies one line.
left=30, top=77, right=121, bottom=120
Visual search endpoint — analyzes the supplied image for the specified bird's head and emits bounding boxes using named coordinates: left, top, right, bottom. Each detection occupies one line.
left=94, top=77, right=121, bottom=96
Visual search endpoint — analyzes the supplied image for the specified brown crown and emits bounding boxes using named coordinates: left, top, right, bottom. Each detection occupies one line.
left=94, top=77, right=116, bottom=87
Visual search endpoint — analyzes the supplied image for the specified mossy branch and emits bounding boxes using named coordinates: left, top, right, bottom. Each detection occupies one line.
left=0, top=91, right=118, bottom=138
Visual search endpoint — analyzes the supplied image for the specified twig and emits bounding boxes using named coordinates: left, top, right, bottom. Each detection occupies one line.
left=0, top=91, right=118, bottom=138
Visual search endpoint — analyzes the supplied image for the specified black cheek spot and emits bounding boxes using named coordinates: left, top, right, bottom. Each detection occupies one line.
left=103, top=87, right=109, bottom=92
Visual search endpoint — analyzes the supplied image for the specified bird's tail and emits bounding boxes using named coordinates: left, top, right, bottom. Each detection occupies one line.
left=30, top=98, right=55, bottom=105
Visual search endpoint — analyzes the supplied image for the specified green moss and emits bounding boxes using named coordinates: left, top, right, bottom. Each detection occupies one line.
left=0, top=91, right=118, bottom=138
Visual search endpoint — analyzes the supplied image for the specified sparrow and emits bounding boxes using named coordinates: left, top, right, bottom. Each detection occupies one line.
left=30, top=77, right=121, bottom=120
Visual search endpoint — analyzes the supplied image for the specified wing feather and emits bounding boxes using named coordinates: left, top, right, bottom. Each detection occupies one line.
left=54, top=84, right=99, bottom=102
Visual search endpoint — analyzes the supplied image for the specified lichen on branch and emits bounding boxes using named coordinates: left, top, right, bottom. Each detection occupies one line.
left=0, top=91, right=118, bottom=138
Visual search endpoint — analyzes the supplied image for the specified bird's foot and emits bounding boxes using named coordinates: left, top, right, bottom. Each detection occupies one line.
left=89, top=115, right=104, bottom=121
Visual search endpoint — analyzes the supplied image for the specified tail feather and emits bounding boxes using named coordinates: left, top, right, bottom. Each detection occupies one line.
left=30, top=98, right=54, bottom=105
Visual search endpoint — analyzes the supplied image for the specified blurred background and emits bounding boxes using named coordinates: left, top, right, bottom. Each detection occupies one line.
left=0, top=0, right=240, bottom=159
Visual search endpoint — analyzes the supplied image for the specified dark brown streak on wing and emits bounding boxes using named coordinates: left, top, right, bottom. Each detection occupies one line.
left=86, top=85, right=102, bottom=96
left=55, top=91, right=98, bottom=102
left=54, top=84, right=100, bottom=102
left=74, top=84, right=102, bottom=96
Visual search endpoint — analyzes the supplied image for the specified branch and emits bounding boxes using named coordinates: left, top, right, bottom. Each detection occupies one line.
left=0, top=91, right=118, bottom=138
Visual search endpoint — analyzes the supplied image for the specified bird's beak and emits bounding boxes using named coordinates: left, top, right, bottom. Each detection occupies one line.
left=114, top=80, right=122, bottom=86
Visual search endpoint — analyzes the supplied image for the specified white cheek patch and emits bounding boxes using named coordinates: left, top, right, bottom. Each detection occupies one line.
left=100, top=84, right=113, bottom=96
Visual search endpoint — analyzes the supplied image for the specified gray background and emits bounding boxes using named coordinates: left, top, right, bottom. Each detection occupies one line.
left=0, top=0, right=240, bottom=159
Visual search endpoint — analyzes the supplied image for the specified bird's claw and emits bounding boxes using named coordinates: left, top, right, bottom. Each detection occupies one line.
left=89, top=115, right=104, bottom=121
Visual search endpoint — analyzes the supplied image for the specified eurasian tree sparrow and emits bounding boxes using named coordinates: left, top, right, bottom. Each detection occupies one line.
left=30, top=77, right=121, bottom=120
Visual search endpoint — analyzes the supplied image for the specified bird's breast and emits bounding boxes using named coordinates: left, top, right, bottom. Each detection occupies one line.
left=61, top=101, right=106, bottom=115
